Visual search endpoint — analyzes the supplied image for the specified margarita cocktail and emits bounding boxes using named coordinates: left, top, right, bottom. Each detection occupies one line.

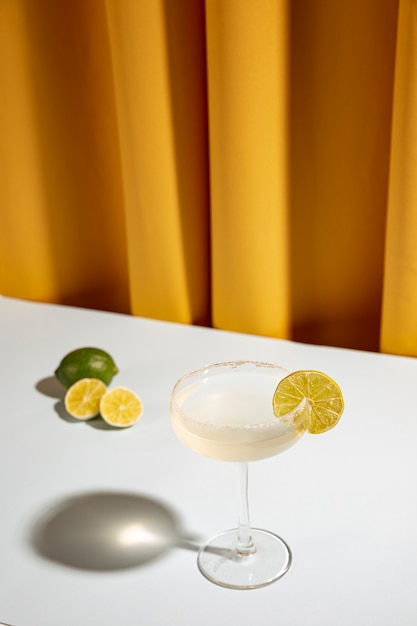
left=170, top=360, right=343, bottom=590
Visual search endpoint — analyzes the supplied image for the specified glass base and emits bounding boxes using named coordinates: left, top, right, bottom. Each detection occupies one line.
left=197, top=528, right=292, bottom=590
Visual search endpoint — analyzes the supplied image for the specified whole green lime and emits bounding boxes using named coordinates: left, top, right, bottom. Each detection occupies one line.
left=54, top=347, right=119, bottom=389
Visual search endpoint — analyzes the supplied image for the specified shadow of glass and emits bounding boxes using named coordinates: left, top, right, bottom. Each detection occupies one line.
left=30, top=491, right=198, bottom=571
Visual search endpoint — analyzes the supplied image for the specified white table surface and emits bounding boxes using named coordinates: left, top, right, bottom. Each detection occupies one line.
left=0, top=296, right=416, bottom=626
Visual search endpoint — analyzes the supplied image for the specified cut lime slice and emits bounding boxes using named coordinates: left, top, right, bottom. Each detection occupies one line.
left=273, top=370, right=344, bottom=434
left=100, top=387, right=144, bottom=428
left=64, top=378, right=107, bottom=420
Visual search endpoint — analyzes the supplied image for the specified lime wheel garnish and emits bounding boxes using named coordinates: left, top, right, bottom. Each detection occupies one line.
left=273, top=370, right=344, bottom=434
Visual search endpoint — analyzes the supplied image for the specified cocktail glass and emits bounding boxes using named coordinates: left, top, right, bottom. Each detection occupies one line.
left=170, top=360, right=306, bottom=590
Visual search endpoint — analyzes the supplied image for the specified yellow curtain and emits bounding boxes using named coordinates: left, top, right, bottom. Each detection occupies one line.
left=1, top=0, right=416, bottom=357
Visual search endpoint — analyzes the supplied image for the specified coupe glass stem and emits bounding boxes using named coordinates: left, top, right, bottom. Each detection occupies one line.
left=235, top=462, right=255, bottom=555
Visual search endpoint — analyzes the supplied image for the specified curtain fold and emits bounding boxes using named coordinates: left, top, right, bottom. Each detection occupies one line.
left=289, top=0, right=398, bottom=352
left=0, top=0, right=131, bottom=312
left=381, top=0, right=417, bottom=355
left=105, top=0, right=210, bottom=325
left=206, top=0, right=291, bottom=338
left=2, top=0, right=417, bottom=357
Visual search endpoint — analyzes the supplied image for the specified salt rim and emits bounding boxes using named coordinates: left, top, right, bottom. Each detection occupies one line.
left=170, top=360, right=305, bottom=431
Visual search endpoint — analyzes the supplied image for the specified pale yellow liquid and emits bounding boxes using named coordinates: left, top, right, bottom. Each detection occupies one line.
left=171, top=370, right=304, bottom=462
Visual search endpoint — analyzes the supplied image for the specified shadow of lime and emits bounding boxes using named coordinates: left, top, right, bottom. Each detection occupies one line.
left=36, top=376, right=65, bottom=400
left=30, top=492, right=198, bottom=571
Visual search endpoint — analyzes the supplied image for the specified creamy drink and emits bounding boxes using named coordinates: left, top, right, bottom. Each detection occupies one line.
left=171, top=369, right=304, bottom=462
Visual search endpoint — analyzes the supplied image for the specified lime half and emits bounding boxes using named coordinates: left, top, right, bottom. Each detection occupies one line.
left=64, top=378, right=107, bottom=420
left=100, top=387, right=144, bottom=428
